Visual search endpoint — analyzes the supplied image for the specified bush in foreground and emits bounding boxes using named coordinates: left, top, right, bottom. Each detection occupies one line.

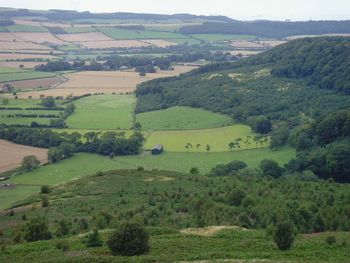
left=107, top=222, right=149, bottom=256
left=22, top=217, right=52, bottom=242
left=273, top=221, right=295, bottom=251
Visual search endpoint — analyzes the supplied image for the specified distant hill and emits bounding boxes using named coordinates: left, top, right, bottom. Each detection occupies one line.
left=179, top=20, right=350, bottom=38
left=0, top=7, right=232, bottom=23
left=135, top=37, right=350, bottom=122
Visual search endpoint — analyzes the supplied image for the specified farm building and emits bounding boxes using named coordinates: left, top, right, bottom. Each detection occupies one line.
left=151, top=144, right=164, bottom=155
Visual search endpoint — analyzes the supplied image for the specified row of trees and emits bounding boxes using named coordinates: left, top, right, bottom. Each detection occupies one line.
left=0, top=127, right=145, bottom=161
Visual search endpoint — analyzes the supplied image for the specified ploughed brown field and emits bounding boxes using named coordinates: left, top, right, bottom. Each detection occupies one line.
left=0, top=41, right=51, bottom=51
left=0, top=139, right=48, bottom=173
left=1, top=76, right=65, bottom=91
left=0, top=32, right=66, bottom=45
left=12, top=65, right=196, bottom=98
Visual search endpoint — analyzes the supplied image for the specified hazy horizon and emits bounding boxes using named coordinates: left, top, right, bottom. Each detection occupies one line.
left=0, top=0, right=349, bottom=21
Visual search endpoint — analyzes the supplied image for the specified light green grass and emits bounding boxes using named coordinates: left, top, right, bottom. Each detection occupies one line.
left=0, top=117, right=52, bottom=126
left=66, top=94, right=136, bottom=130
left=136, top=106, right=233, bottom=130
left=0, top=98, right=43, bottom=108
left=165, top=38, right=202, bottom=45
left=0, top=185, right=40, bottom=211
left=144, top=125, right=262, bottom=152
left=6, top=24, right=48, bottom=32
left=191, top=34, right=259, bottom=42
left=0, top=71, right=56, bottom=82
left=0, top=66, right=23, bottom=74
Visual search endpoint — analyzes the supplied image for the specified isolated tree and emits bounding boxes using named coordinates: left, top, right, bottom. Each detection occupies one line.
left=185, top=143, right=193, bottom=152
left=190, top=167, right=199, bottom=175
left=86, top=229, right=103, bottom=247
left=273, top=221, right=295, bottom=251
left=19, top=64, right=24, bottom=69
left=206, top=144, right=211, bottom=153
left=195, top=144, right=201, bottom=152
left=229, top=142, right=236, bottom=151
left=107, top=222, right=149, bottom=256
left=21, top=155, right=40, bottom=171
left=22, top=217, right=52, bottom=242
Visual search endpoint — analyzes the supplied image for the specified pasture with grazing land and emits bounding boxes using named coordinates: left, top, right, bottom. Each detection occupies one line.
left=66, top=94, right=136, bottom=129
left=136, top=106, right=234, bottom=130
left=144, top=125, right=262, bottom=152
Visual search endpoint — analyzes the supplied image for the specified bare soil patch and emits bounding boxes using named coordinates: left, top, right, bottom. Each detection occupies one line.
left=0, top=139, right=48, bottom=173
left=2, top=76, right=64, bottom=91
left=14, top=32, right=67, bottom=45
left=180, top=226, right=247, bottom=236
left=142, top=39, right=176, bottom=47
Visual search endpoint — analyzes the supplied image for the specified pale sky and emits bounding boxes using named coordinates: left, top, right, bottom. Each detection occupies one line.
left=0, top=0, right=349, bottom=21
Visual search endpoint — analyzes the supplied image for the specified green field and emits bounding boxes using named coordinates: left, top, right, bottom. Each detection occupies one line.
left=136, top=106, right=234, bottom=131
left=0, top=71, right=57, bottom=82
left=97, top=27, right=188, bottom=40
left=63, top=27, right=97, bottom=33
left=0, top=98, right=53, bottom=108
left=66, top=94, right=136, bottom=130
left=6, top=24, right=48, bottom=32
left=0, top=66, right=24, bottom=74
left=0, top=185, right=40, bottom=212
left=144, top=125, right=262, bottom=152
left=191, top=34, right=259, bottom=42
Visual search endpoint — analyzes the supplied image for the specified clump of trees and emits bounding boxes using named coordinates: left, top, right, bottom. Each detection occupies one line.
left=21, top=155, right=40, bottom=171
left=22, top=217, right=52, bottom=242
left=107, top=222, right=150, bottom=256
left=210, top=160, right=247, bottom=176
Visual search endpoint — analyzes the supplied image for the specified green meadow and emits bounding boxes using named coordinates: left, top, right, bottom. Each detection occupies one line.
left=191, top=34, right=259, bottom=42
left=136, top=106, right=234, bottom=130
left=0, top=71, right=57, bottom=82
left=144, top=125, right=260, bottom=152
left=66, top=94, right=136, bottom=130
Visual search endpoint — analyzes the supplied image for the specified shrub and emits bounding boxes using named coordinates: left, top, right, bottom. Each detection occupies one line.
left=55, top=240, right=69, bottom=252
left=21, top=155, right=41, bottom=171
left=41, top=185, right=51, bottom=194
left=325, top=236, right=336, bottom=246
left=86, top=229, right=103, bottom=247
left=55, top=219, right=71, bottom=237
left=107, top=222, right=150, bottom=256
left=227, top=189, right=246, bottom=206
left=42, top=196, right=50, bottom=207
left=190, top=167, right=199, bottom=175
left=22, top=217, right=52, bottom=242
left=259, top=159, right=283, bottom=178
left=273, top=221, right=295, bottom=251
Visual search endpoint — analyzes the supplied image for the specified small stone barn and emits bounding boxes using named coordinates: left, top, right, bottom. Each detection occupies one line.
left=151, top=144, right=164, bottom=155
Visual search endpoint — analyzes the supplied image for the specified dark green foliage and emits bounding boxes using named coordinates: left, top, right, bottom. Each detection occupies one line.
left=41, top=195, right=49, bottom=207
left=86, top=229, right=103, bottom=248
left=273, top=221, right=295, bottom=251
left=227, top=189, right=246, bottom=206
left=107, top=222, right=150, bottom=256
left=41, top=97, right=56, bottom=108
left=55, top=240, right=69, bottom=252
left=41, top=185, right=51, bottom=194
left=259, top=159, right=283, bottom=178
left=325, top=236, right=337, bottom=246
left=210, top=160, right=247, bottom=176
left=22, top=217, right=52, bottom=242
left=180, top=21, right=350, bottom=38
left=247, top=116, right=272, bottom=134
left=55, top=219, right=71, bottom=237
left=21, top=155, right=40, bottom=171
left=190, top=167, right=199, bottom=175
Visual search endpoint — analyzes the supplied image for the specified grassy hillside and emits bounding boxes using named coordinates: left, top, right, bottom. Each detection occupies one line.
left=66, top=95, right=136, bottom=130
left=136, top=106, right=233, bottom=130
left=1, top=169, right=349, bottom=262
